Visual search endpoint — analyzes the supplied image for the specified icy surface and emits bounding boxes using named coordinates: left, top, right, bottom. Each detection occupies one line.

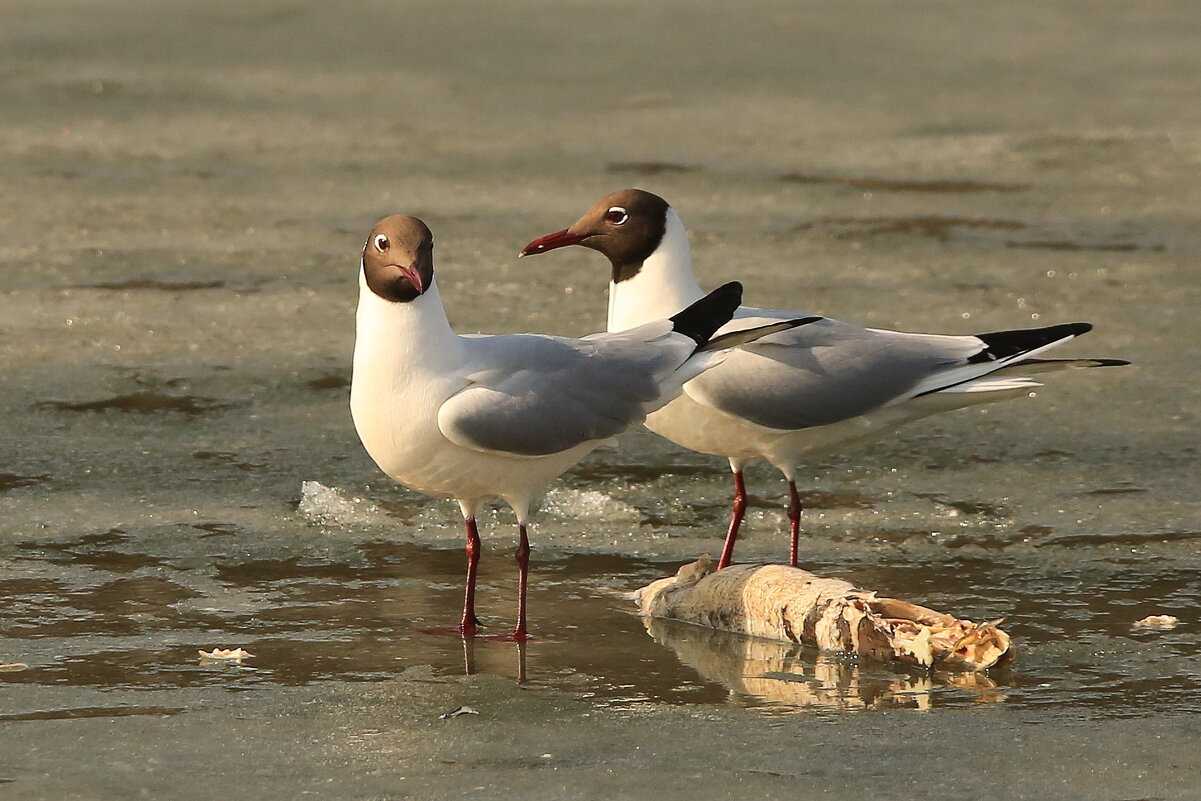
left=541, top=488, right=642, bottom=523
left=1, top=1, right=1200, bottom=798
left=297, top=480, right=383, bottom=527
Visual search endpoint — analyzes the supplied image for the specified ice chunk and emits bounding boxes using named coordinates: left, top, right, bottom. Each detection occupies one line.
left=298, top=480, right=382, bottom=526
left=541, top=488, right=640, bottom=522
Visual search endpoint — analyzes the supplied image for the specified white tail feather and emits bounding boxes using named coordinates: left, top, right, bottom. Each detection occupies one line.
left=937, top=376, right=1043, bottom=394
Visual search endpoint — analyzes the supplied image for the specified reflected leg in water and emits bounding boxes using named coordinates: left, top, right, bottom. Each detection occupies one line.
left=515, top=637, right=527, bottom=684
left=462, top=635, right=476, bottom=675
left=451, top=620, right=525, bottom=682
left=455, top=629, right=526, bottom=683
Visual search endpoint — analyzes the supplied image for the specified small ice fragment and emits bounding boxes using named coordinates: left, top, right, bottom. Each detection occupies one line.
left=198, top=647, right=254, bottom=662
left=1132, top=615, right=1179, bottom=631
left=0, top=663, right=28, bottom=672
left=298, top=480, right=381, bottom=525
left=541, top=488, right=640, bottom=522
left=438, top=705, right=479, bottom=720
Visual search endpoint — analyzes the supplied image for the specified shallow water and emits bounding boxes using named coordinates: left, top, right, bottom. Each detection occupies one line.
left=3, top=0, right=1201, bottom=797
left=4, top=504, right=1200, bottom=719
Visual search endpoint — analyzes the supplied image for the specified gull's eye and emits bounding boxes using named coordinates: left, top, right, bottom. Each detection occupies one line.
left=373, top=234, right=390, bottom=252
left=605, top=206, right=629, bottom=225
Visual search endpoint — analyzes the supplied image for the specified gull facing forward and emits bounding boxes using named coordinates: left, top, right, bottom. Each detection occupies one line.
left=351, top=214, right=817, bottom=638
left=521, top=189, right=1128, bottom=569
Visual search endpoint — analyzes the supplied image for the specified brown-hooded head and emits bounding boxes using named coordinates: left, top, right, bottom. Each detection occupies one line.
left=519, top=188, right=670, bottom=283
left=362, top=215, right=436, bottom=303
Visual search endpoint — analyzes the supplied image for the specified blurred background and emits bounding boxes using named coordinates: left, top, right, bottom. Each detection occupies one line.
left=3, top=0, right=1197, bottom=549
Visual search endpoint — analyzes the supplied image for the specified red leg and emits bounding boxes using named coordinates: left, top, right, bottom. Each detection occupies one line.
left=787, top=480, right=803, bottom=568
left=717, top=471, right=747, bottom=570
left=460, top=517, right=482, bottom=636
left=513, top=524, right=531, bottom=641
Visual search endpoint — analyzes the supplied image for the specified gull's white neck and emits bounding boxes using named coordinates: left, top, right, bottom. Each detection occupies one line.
left=352, top=268, right=463, bottom=380
left=607, top=208, right=705, bottom=332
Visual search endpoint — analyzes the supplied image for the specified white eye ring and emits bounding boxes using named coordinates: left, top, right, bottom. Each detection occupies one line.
left=605, top=206, right=629, bottom=226
left=373, top=234, right=389, bottom=252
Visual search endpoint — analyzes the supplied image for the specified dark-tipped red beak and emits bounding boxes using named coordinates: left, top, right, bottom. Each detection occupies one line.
left=395, top=262, right=425, bottom=294
left=519, top=228, right=589, bottom=258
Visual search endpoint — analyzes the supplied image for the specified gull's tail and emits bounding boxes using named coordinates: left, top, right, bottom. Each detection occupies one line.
left=911, top=322, right=1129, bottom=398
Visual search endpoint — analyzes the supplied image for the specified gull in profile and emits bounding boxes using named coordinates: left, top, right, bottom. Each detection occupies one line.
left=521, top=189, right=1128, bottom=569
left=351, top=214, right=818, bottom=638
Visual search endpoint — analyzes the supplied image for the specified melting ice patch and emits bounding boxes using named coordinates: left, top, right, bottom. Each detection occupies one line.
left=541, top=488, right=641, bottom=522
left=298, top=480, right=384, bottom=526
left=298, top=481, right=641, bottom=528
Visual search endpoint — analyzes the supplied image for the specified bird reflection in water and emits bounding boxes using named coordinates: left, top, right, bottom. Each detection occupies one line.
left=460, top=636, right=528, bottom=684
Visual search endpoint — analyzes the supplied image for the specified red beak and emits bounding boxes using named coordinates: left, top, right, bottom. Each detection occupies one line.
left=519, top=228, right=589, bottom=258
left=395, top=263, right=425, bottom=294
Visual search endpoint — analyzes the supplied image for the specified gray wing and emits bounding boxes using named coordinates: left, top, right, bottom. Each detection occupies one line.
left=438, top=324, right=693, bottom=456
left=685, top=308, right=984, bottom=430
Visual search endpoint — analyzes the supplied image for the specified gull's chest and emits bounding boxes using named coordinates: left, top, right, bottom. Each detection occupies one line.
left=350, top=336, right=466, bottom=473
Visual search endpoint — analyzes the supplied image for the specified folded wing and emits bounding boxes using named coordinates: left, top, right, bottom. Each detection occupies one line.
left=685, top=311, right=1101, bottom=431
left=437, top=323, right=695, bottom=457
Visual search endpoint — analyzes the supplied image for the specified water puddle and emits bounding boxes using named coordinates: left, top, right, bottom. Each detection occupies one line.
left=73, top=279, right=228, bottom=291
left=1034, top=528, right=1201, bottom=548
left=2, top=534, right=1197, bottom=718
left=191, top=450, right=266, bottom=472
left=1005, top=240, right=1150, bottom=252
left=791, top=215, right=1158, bottom=251
left=0, top=706, right=187, bottom=722
left=33, top=392, right=231, bottom=415
left=781, top=173, right=1028, bottom=193
left=605, top=161, right=701, bottom=175
left=305, top=373, right=351, bottom=391
left=911, top=492, right=1007, bottom=518
left=0, top=473, right=50, bottom=493
left=793, top=215, right=1028, bottom=241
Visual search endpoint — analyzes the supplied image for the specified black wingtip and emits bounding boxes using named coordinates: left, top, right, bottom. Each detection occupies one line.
left=969, top=321, right=1094, bottom=363
left=669, top=281, right=743, bottom=346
